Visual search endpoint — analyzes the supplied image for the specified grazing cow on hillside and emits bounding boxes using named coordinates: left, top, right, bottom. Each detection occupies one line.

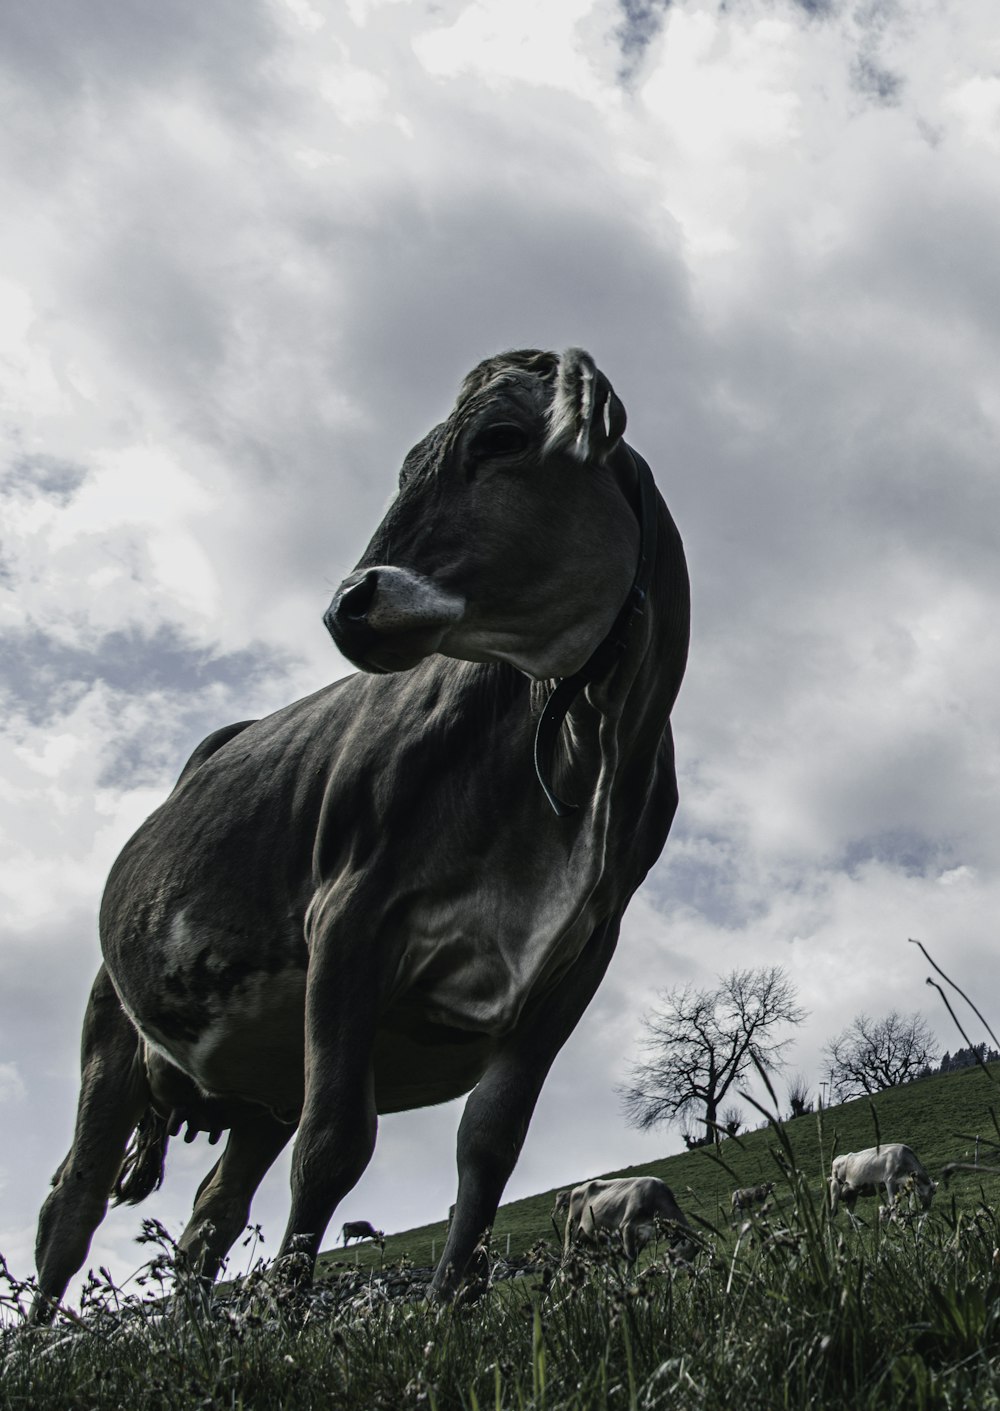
left=341, top=1220, right=384, bottom=1249
left=561, top=1177, right=694, bottom=1264
left=828, top=1144, right=936, bottom=1218
left=30, top=348, right=690, bottom=1322
left=731, top=1182, right=775, bottom=1215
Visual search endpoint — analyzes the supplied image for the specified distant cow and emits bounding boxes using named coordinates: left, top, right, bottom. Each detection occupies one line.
left=562, top=1177, right=693, bottom=1264
left=829, top=1145, right=936, bottom=1218
left=341, top=1220, right=385, bottom=1249
left=731, top=1181, right=775, bottom=1215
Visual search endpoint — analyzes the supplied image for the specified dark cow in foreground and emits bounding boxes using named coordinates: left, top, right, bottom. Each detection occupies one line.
left=31, top=348, right=689, bottom=1321
left=561, top=1176, right=693, bottom=1264
left=341, top=1220, right=384, bottom=1249
left=731, top=1181, right=775, bottom=1216
left=829, top=1144, right=936, bottom=1218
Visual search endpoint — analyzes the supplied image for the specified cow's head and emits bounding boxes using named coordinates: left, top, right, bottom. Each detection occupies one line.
left=325, top=348, right=640, bottom=679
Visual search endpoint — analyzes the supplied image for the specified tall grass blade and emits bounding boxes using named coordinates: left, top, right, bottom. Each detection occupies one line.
left=909, top=938, right=1000, bottom=1051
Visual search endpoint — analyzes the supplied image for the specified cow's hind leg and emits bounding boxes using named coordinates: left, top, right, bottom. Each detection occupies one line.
left=32, top=966, right=149, bottom=1323
left=176, top=1113, right=291, bottom=1281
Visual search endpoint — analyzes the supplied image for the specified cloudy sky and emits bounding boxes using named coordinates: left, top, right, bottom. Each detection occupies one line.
left=3, top=0, right=1000, bottom=1300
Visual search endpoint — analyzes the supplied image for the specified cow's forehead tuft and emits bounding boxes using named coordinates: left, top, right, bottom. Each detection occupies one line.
left=396, top=353, right=567, bottom=479
left=451, top=375, right=547, bottom=432
left=455, top=348, right=559, bottom=409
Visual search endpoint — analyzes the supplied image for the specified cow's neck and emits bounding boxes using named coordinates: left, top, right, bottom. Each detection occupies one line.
left=534, top=474, right=688, bottom=825
left=532, top=446, right=658, bottom=816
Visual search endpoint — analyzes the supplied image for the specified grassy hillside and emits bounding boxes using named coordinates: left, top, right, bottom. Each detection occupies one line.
left=323, top=1059, right=1000, bottom=1274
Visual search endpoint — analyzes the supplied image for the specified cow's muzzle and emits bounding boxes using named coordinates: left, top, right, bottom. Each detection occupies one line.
left=325, top=566, right=465, bottom=672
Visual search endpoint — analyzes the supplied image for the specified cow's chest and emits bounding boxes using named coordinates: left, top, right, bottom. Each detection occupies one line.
left=382, top=867, right=605, bottom=1037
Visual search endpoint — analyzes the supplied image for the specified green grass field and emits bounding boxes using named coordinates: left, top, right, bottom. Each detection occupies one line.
left=4, top=1062, right=1000, bottom=1410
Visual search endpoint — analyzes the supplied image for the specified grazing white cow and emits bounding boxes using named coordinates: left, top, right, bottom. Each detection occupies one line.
left=731, top=1181, right=775, bottom=1215
left=562, top=1176, right=692, bottom=1264
left=829, top=1144, right=936, bottom=1217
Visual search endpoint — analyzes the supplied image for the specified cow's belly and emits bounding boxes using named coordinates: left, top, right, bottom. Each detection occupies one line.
left=127, top=964, right=493, bottom=1119
left=134, top=967, right=309, bottom=1120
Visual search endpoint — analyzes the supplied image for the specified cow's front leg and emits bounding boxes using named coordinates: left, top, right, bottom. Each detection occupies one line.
left=276, top=923, right=381, bottom=1280
left=431, top=917, right=620, bottom=1301
left=621, top=1221, right=642, bottom=1266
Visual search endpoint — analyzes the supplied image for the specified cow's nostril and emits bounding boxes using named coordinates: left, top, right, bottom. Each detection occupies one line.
left=340, top=570, right=378, bottom=622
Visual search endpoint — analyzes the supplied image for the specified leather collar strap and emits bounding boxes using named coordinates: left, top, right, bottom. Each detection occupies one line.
left=533, top=447, right=659, bottom=817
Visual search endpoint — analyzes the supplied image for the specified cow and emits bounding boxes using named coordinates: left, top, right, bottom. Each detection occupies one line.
left=828, top=1144, right=936, bottom=1218
left=341, top=1220, right=384, bottom=1249
left=561, top=1176, right=693, bottom=1264
left=730, top=1181, right=775, bottom=1216
left=30, top=347, right=689, bottom=1321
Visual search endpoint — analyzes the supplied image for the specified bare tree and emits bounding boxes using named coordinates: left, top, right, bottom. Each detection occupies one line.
left=787, top=1073, right=812, bottom=1119
left=823, top=1010, right=939, bottom=1100
left=619, top=967, right=807, bottom=1141
left=720, top=1103, right=742, bottom=1138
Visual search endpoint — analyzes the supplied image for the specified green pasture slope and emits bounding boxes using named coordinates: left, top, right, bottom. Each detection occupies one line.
left=7, top=1061, right=1000, bottom=1411
left=325, top=1058, right=1000, bottom=1274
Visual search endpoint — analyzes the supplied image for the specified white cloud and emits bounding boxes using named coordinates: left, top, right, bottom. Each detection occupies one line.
left=0, top=1063, right=26, bottom=1104
left=279, top=0, right=326, bottom=33
left=413, top=0, right=604, bottom=97
left=944, top=74, right=1000, bottom=151
left=319, top=55, right=391, bottom=126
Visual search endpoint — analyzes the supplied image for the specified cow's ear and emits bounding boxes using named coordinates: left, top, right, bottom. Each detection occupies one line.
left=545, top=348, right=627, bottom=464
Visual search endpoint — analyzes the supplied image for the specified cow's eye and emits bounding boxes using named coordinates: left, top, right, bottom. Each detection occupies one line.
left=470, top=423, right=529, bottom=461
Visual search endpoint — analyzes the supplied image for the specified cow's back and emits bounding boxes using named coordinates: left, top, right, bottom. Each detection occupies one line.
left=585, top=1176, right=683, bottom=1226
